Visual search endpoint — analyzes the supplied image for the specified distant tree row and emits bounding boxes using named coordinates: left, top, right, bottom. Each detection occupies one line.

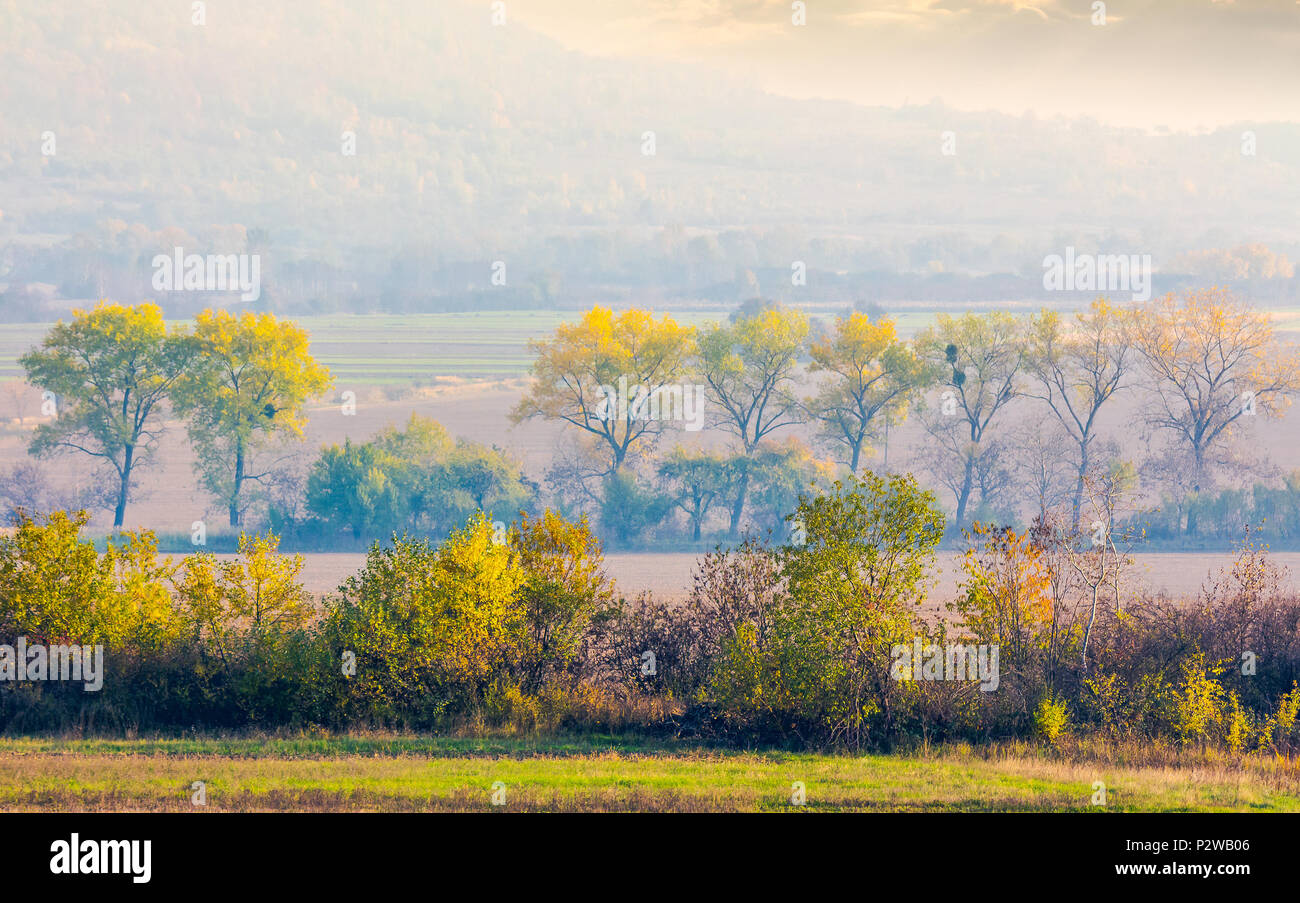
left=11, top=303, right=538, bottom=545
left=516, top=290, right=1300, bottom=538
left=20, top=303, right=331, bottom=528
left=13, top=289, right=1300, bottom=547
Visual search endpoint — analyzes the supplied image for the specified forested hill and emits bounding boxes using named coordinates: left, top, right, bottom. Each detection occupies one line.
left=2, top=0, right=1299, bottom=314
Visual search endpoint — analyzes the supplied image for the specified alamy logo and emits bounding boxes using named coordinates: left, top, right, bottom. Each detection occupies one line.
left=1042, top=247, right=1151, bottom=302
left=0, top=637, right=103, bottom=691
left=891, top=639, right=1000, bottom=691
left=152, top=247, right=261, bottom=302
left=50, top=834, right=151, bottom=883
left=595, top=377, right=706, bottom=432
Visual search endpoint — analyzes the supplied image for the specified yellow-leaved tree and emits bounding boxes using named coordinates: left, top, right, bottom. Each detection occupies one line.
left=1026, top=299, right=1132, bottom=528
left=512, top=306, right=696, bottom=474
left=915, top=312, right=1026, bottom=527
left=807, top=312, right=931, bottom=472
left=21, top=302, right=195, bottom=528
left=172, top=309, right=332, bottom=527
left=697, top=306, right=809, bottom=535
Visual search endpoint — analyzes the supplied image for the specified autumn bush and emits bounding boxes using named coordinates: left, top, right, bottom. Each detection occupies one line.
left=3, top=476, right=1300, bottom=750
left=324, top=510, right=621, bottom=728
left=1033, top=695, right=1070, bottom=743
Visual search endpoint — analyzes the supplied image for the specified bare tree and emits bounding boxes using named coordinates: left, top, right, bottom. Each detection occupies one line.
left=1009, top=420, right=1077, bottom=525
left=1065, top=468, right=1139, bottom=673
left=0, top=461, right=116, bottom=524
left=1130, top=289, right=1300, bottom=535
left=1026, top=299, right=1131, bottom=527
left=916, top=312, right=1025, bottom=526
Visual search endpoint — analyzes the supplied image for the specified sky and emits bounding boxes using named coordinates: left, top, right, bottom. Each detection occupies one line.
left=508, top=0, right=1300, bottom=131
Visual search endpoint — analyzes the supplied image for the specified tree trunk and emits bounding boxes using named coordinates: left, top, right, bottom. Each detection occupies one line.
left=113, top=446, right=134, bottom=528
left=1186, top=445, right=1204, bottom=537
left=1072, top=439, right=1089, bottom=530
left=728, top=467, right=751, bottom=538
left=1081, top=583, right=1100, bottom=673
left=882, top=414, right=890, bottom=472
left=954, top=451, right=975, bottom=527
left=229, top=442, right=245, bottom=527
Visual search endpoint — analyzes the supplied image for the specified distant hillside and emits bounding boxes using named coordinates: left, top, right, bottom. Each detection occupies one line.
left=2, top=0, right=1299, bottom=315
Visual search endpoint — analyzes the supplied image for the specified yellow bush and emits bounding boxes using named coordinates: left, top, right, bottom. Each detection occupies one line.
left=1258, top=682, right=1300, bottom=754
left=1165, top=653, right=1228, bottom=745
left=1223, top=692, right=1252, bottom=754
left=1033, top=695, right=1070, bottom=743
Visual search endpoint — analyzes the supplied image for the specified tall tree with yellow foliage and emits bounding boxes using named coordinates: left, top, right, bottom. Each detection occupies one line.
left=697, top=306, right=809, bottom=535
left=915, top=312, right=1026, bottom=527
left=512, top=307, right=696, bottom=474
left=172, top=309, right=332, bottom=527
left=807, top=312, right=931, bottom=472
left=21, top=302, right=195, bottom=528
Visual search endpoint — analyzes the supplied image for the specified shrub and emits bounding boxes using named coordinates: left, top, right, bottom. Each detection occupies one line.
left=1163, top=653, right=1228, bottom=745
left=174, top=533, right=323, bottom=725
left=327, top=513, right=525, bottom=724
left=1259, top=683, right=1300, bottom=754
left=0, top=510, right=182, bottom=651
left=3, top=497, right=1300, bottom=751
left=724, top=471, right=945, bottom=747
left=1223, top=691, right=1253, bottom=754
left=510, top=509, right=615, bottom=691
left=595, top=538, right=784, bottom=727
left=599, top=471, right=670, bottom=547
left=306, top=415, right=534, bottom=541
left=1033, top=695, right=1070, bottom=743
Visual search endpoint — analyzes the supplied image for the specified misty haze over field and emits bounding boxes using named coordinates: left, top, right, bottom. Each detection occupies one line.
left=4, top=1, right=1300, bottom=571
left=1, top=0, right=1298, bottom=318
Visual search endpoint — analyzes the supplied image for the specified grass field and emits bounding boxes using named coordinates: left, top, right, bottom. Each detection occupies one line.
left=1, top=735, right=1297, bottom=812
left=0, top=312, right=571, bottom=385
left=6, top=306, right=1300, bottom=386
left=0, top=310, right=740, bottom=386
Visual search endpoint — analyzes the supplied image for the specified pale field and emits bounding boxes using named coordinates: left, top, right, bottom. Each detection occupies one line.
left=285, top=549, right=1300, bottom=605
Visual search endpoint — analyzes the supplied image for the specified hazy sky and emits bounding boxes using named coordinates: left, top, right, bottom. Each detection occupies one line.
left=509, top=0, right=1300, bottom=130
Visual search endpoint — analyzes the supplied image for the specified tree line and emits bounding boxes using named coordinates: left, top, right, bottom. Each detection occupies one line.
left=18, top=303, right=331, bottom=529
left=8, top=289, right=1300, bottom=547
left=516, top=289, right=1300, bottom=543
